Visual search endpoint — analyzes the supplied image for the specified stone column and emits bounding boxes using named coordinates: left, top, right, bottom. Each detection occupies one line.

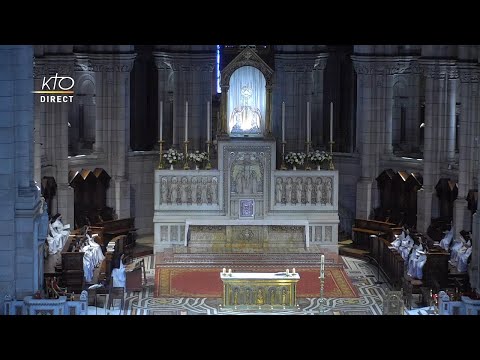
left=312, top=54, right=328, bottom=148
left=91, top=54, right=135, bottom=219
left=385, top=74, right=394, bottom=154
left=37, top=55, right=75, bottom=225
left=0, top=46, right=45, bottom=311
left=219, top=85, right=229, bottom=137
left=417, top=71, right=436, bottom=233
left=447, top=77, right=458, bottom=163
left=352, top=59, right=378, bottom=219
left=454, top=66, right=478, bottom=237
left=264, top=83, right=273, bottom=137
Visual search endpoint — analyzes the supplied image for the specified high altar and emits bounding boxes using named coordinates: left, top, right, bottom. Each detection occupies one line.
left=153, top=47, right=339, bottom=279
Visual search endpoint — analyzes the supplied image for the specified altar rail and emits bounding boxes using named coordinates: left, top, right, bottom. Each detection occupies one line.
left=4, top=291, right=88, bottom=315
left=184, top=219, right=310, bottom=248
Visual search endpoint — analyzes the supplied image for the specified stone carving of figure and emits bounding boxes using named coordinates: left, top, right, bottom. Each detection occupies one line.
left=285, top=177, right=293, bottom=204
left=315, top=177, right=323, bottom=204
left=161, top=177, right=168, bottom=204
left=275, top=178, right=283, bottom=204
left=282, top=288, right=287, bottom=305
left=190, top=177, right=198, bottom=204
left=180, top=177, right=188, bottom=204
left=211, top=177, right=218, bottom=204
left=325, top=177, right=332, bottom=205
left=200, top=177, right=208, bottom=204
left=295, top=177, right=303, bottom=205
left=170, top=177, right=178, bottom=204
left=250, top=170, right=258, bottom=194
left=236, top=170, right=244, bottom=194
left=305, top=177, right=313, bottom=204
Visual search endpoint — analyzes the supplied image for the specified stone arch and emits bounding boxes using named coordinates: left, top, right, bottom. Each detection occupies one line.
left=71, top=74, right=96, bottom=153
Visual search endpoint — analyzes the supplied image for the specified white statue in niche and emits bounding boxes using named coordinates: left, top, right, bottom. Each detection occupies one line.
left=305, top=177, right=313, bottom=204
left=229, top=85, right=261, bottom=135
left=295, top=177, right=303, bottom=205
left=161, top=177, right=168, bottom=203
left=275, top=178, right=283, bottom=204
left=211, top=177, right=218, bottom=204
left=325, top=177, right=332, bottom=205
left=200, top=177, right=208, bottom=204
left=315, top=177, right=323, bottom=204
left=191, top=177, right=198, bottom=204
left=235, top=170, right=245, bottom=194
left=285, top=177, right=293, bottom=204
left=180, top=177, right=188, bottom=204
left=170, top=177, right=178, bottom=204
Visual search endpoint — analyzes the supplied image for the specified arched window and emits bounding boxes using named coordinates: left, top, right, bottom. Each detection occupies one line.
left=227, top=66, right=266, bottom=137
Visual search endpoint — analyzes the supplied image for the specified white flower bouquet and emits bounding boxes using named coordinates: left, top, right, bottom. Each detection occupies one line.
left=285, top=152, right=306, bottom=166
left=164, top=148, right=184, bottom=164
left=308, top=150, right=331, bottom=164
left=188, top=150, right=208, bottom=164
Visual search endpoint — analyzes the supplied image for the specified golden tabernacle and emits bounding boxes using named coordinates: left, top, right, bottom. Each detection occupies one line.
left=220, top=271, right=300, bottom=309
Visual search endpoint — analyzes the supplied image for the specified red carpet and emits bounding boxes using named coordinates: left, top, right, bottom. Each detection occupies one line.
left=155, top=267, right=358, bottom=298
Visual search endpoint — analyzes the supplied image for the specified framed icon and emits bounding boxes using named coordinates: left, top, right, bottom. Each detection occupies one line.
left=239, top=199, right=255, bottom=218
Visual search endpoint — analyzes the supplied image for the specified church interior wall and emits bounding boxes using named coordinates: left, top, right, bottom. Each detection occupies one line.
left=2, top=44, right=480, bottom=307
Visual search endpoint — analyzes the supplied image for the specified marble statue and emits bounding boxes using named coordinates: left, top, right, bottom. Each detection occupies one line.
left=170, top=177, right=178, bottom=204
left=295, top=177, right=303, bottom=204
left=236, top=170, right=245, bottom=194
left=161, top=177, right=168, bottom=203
left=250, top=170, right=258, bottom=194
left=285, top=177, right=293, bottom=204
left=200, top=177, right=208, bottom=204
left=315, top=177, right=323, bottom=204
left=275, top=178, right=283, bottom=204
left=180, top=177, right=188, bottom=204
left=211, top=177, right=218, bottom=204
left=325, top=177, right=332, bottom=204
left=305, top=177, right=313, bottom=204
left=191, top=177, right=198, bottom=204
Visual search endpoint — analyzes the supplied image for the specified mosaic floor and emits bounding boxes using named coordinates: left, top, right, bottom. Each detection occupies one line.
left=88, top=254, right=393, bottom=315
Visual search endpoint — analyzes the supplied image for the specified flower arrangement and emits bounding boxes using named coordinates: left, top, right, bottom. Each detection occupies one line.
left=285, top=152, right=306, bottom=166
left=307, top=150, right=331, bottom=164
left=164, top=148, right=183, bottom=164
left=188, top=150, right=208, bottom=164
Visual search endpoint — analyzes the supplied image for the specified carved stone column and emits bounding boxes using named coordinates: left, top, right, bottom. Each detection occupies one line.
left=34, top=55, right=75, bottom=225
left=91, top=53, right=136, bottom=219
left=416, top=62, right=452, bottom=232
left=219, top=85, right=229, bottom=137
left=264, top=83, right=273, bottom=137
left=454, top=66, right=479, bottom=238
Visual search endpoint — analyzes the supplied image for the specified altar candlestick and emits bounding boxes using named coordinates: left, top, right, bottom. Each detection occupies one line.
left=282, top=101, right=285, bottom=142
left=307, top=101, right=311, bottom=143
left=330, top=102, right=333, bottom=143
left=207, top=101, right=211, bottom=142
left=185, top=101, right=189, bottom=142
left=159, top=101, right=163, bottom=141
left=222, top=268, right=226, bottom=274
left=320, top=254, right=325, bottom=278
left=292, top=267, right=296, bottom=274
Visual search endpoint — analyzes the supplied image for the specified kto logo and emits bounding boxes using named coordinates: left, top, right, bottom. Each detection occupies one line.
left=33, top=73, right=74, bottom=103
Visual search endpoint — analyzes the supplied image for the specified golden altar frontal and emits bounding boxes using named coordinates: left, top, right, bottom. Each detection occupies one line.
left=220, top=272, right=300, bottom=310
